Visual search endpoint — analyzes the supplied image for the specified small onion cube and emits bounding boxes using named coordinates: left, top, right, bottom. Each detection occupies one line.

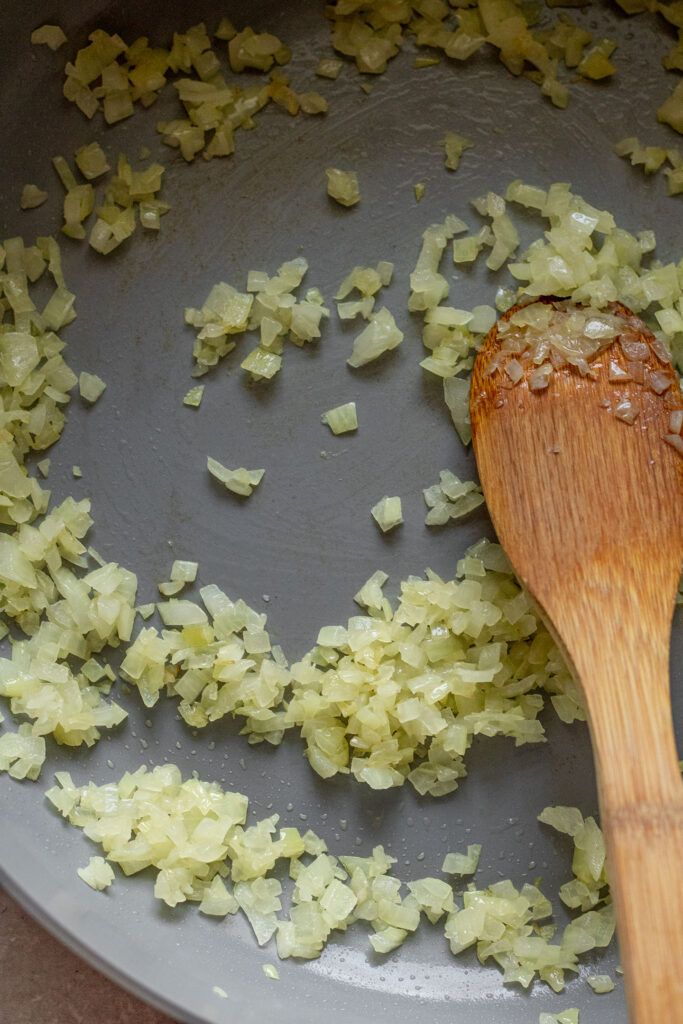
left=321, top=402, right=358, bottom=435
left=20, top=185, right=48, bottom=209
left=79, top=371, right=106, bottom=403
left=77, top=856, right=115, bottom=891
left=326, top=168, right=360, bottom=207
left=371, top=495, right=403, bottom=533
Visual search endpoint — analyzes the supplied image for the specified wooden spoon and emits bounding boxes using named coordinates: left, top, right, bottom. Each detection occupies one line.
left=470, top=299, right=683, bottom=1024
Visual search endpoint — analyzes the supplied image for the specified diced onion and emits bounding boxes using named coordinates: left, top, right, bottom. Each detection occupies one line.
left=370, top=495, right=403, bottom=533
left=326, top=168, right=360, bottom=207
left=321, top=402, right=358, bottom=435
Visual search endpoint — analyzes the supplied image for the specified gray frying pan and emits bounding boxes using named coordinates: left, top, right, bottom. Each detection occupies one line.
left=0, top=2, right=680, bottom=1022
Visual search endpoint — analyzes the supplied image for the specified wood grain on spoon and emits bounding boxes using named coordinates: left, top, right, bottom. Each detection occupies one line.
left=470, top=299, right=683, bottom=1024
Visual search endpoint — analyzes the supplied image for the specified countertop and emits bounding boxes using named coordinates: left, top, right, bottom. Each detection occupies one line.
left=0, top=887, right=177, bottom=1024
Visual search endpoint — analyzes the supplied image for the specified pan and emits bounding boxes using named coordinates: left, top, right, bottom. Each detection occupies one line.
left=0, top=2, right=680, bottom=1022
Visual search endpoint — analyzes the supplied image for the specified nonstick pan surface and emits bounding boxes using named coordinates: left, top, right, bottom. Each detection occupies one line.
left=1, top=3, right=680, bottom=1022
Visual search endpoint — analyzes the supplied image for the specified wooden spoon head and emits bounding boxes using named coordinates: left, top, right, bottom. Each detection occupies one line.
left=470, top=299, right=683, bottom=657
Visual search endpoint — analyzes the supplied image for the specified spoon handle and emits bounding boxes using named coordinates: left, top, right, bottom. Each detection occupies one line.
left=553, top=576, right=683, bottom=1023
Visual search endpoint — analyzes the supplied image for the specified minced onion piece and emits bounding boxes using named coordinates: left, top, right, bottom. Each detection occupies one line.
left=539, top=1013, right=579, bottom=1024
left=170, top=560, right=198, bottom=583
left=207, top=457, right=264, bottom=496
left=442, top=845, right=482, bottom=875
left=158, top=580, right=184, bottom=597
left=321, top=402, right=358, bottom=435
left=586, top=975, right=614, bottom=994
left=78, top=855, right=115, bottom=890
left=263, top=964, right=280, bottom=980
left=659, top=79, right=683, bottom=135
left=578, top=38, right=617, bottom=79
left=74, top=141, right=111, bottom=181
left=79, top=371, right=106, bottom=403
left=443, top=132, right=473, bottom=171
left=47, top=763, right=614, bottom=987
left=183, top=385, right=204, bottom=407
left=347, top=308, right=403, bottom=367
left=326, top=168, right=360, bottom=207
left=20, top=185, right=48, bottom=210
left=31, top=24, right=67, bottom=50
left=316, top=57, right=343, bottom=79
left=370, top=495, right=403, bottom=533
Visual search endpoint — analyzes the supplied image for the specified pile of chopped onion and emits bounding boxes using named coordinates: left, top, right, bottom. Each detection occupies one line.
left=45, top=763, right=615, bottom=989
left=116, top=537, right=584, bottom=793
left=423, top=471, right=484, bottom=526
left=0, top=235, right=78, bottom=525
left=120, top=580, right=289, bottom=739
left=0, top=498, right=139, bottom=774
left=325, top=0, right=609, bottom=109
left=286, top=537, right=583, bottom=795
left=89, top=155, right=169, bottom=253
left=186, top=257, right=328, bottom=381
left=413, top=179, right=683, bottom=445
left=58, top=21, right=326, bottom=161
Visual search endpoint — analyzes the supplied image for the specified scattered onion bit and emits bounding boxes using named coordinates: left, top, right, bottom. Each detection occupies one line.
left=20, top=185, right=48, bottom=210
left=586, top=974, right=614, bottom=994
left=183, top=384, right=204, bottom=407
left=207, top=457, right=265, bottom=497
left=79, top=371, right=106, bottom=403
left=78, top=855, right=115, bottom=890
left=31, top=24, right=68, bottom=51
left=370, top=495, right=403, bottom=533
left=442, top=844, right=482, bottom=875
left=326, top=168, right=360, bottom=207
left=321, top=402, right=358, bottom=435
left=347, top=307, right=403, bottom=367
left=443, top=132, right=473, bottom=171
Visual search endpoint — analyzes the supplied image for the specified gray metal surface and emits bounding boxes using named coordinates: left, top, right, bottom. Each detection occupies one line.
left=0, top=2, right=680, bottom=1022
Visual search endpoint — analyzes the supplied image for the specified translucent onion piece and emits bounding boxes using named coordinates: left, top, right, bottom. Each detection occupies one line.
left=321, top=402, right=358, bottom=435
left=326, top=168, right=360, bottom=207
